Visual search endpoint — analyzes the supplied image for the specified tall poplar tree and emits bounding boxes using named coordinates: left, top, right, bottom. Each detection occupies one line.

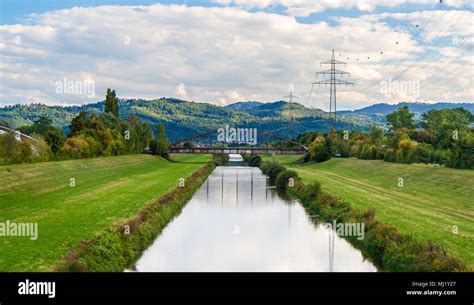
left=104, top=88, right=119, bottom=117
left=155, top=124, right=169, bottom=158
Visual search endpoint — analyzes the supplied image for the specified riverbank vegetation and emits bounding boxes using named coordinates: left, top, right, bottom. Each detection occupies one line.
left=0, top=154, right=211, bottom=271
left=0, top=89, right=171, bottom=165
left=297, top=107, right=473, bottom=169
left=257, top=158, right=469, bottom=271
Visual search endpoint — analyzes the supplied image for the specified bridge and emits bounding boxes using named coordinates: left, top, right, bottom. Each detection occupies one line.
left=0, top=126, right=38, bottom=142
left=169, top=130, right=308, bottom=155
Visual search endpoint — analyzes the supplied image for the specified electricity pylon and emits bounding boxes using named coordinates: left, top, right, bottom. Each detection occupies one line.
left=283, top=90, right=298, bottom=121
left=313, top=49, right=354, bottom=128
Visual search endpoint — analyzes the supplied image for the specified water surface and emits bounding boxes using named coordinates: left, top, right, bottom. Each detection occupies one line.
left=135, top=166, right=376, bottom=272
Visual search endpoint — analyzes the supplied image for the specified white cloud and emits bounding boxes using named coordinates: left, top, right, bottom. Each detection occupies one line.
left=0, top=3, right=472, bottom=109
left=214, top=0, right=472, bottom=17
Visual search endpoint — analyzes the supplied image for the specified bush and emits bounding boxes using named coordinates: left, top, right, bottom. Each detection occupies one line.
left=337, top=141, right=351, bottom=158
left=275, top=170, right=298, bottom=190
left=384, top=238, right=465, bottom=272
left=398, top=139, right=418, bottom=163
left=267, top=162, right=286, bottom=185
left=408, top=143, right=433, bottom=164
left=432, top=149, right=449, bottom=165
left=359, top=144, right=376, bottom=160
left=212, top=154, right=229, bottom=166
left=363, top=222, right=401, bottom=266
left=248, top=155, right=262, bottom=167
left=62, top=135, right=101, bottom=159
left=383, top=148, right=396, bottom=162
left=349, top=143, right=361, bottom=158
left=259, top=161, right=271, bottom=175
left=375, top=145, right=386, bottom=160
left=298, top=181, right=322, bottom=202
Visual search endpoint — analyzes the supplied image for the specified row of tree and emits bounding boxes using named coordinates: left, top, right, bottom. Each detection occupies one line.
left=298, top=106, right=473, bottom=169
left=0, top=89, right=170, bottom=165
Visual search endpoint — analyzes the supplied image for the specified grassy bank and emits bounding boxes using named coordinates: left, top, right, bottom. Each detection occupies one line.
left=258, top=159, right=467, bottom=271
left=260, top=155, right=303, bottom=165
left=56, top=160, right=215, bottom=271
left=0, top=154, right=212, bottom=271
left=287, top=158, right=474, bottom=268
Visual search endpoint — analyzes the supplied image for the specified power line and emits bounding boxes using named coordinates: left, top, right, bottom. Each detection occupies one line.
left=313, top=49, right=354, bottom=129
left=355, top=7, right=472, bottom=95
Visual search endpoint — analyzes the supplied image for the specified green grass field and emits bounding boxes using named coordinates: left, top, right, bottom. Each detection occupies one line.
left=286, top=158, right=474, bottom=268
left=260, top=155, right=303, bottom=165
left=0, top=154, right=211, bottom=271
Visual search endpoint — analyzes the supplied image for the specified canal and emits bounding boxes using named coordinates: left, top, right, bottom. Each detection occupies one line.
left=135, top=160, right=376, bottom=272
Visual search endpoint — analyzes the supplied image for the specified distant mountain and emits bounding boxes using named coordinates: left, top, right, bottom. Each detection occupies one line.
left=339, top=102, right=474, bottom=116
left=225, top=101, right=263, bottom=110
left=0, top=99, right=375, bottom=141
left=3, top=100, right=471, bottom=141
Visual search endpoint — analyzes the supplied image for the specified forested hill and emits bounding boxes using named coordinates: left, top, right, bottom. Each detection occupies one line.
left=0, top=99, right=373, bottom=141
left=338, top=102, right=474, bottom=116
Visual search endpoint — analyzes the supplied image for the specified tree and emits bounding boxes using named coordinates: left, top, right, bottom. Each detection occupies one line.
left=31, top=116, right=53, bottom=135
left=154, top=124, right=169, bottom=158
left=316, top=135, right=334, bottom=162
left=18, top=139, right=32, bottom=163
left=183, top=141, right=193, bottom=149
left=386, top=106, right=415, bottom=130
left=421, top=108, right=472, bottom=149
left=62, top=135, right=101, bottom=159
left=70, top=112, right=92, bottom=135
left=104, top=88, right=119, bottom=117
left=149, top=139, right=158, bottom=154
left=308, top=134, right=325, bottom=160
left=448, top=130, right=474, bottom=169
left=388, top=128, right=410, bottom=149
left=368, top=125, right=384, bottom=145
left=0, top=132, right=23, bottom=164
left=297, top=132, right=317, bottom=147
left=44, top=128, right=65, bottom=155
left=17, top=116, right=65, bottom=154
left=142, top=122, right=153, bottom=150
left=30, top=134, right=52, bottom=162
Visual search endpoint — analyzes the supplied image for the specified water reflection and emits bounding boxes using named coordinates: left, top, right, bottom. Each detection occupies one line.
left=135, top=166, right=376, bottom=272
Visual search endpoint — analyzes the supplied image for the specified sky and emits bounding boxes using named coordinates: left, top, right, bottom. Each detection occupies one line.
left=0, top=0, right=473, bottom=110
